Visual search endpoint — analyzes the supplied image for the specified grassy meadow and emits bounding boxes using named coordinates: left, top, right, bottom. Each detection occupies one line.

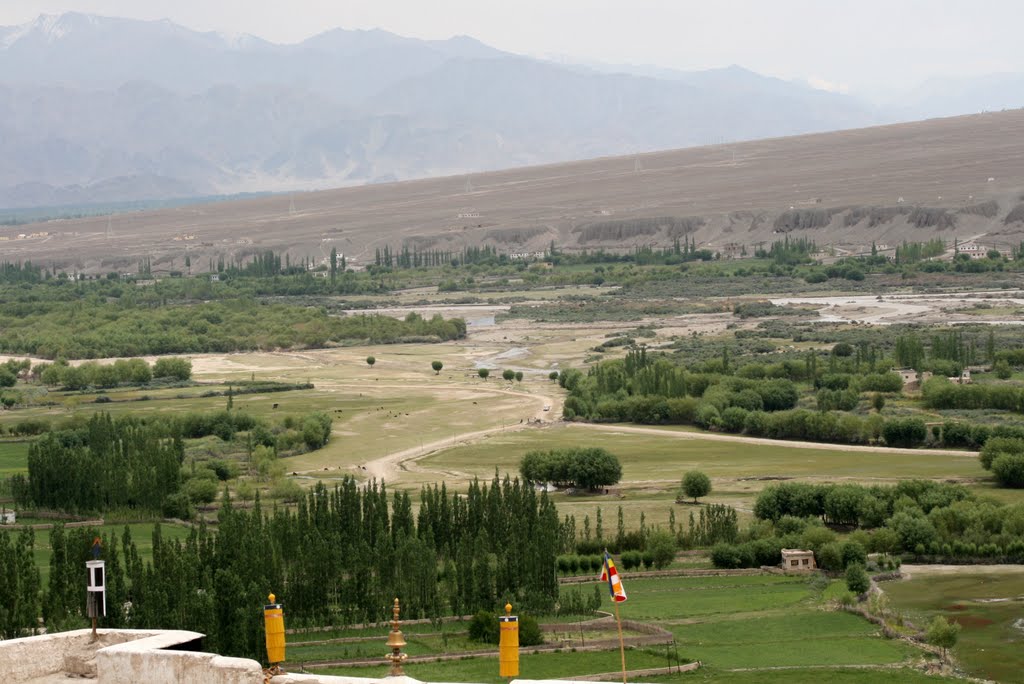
left=308, top=573, right=948, bottom=683
left=885, top=572, right=1024, bottom=683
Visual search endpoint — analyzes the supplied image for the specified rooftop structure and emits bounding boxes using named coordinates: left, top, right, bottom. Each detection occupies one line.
left=0, top=628, right=629, bottom=684
left=780, top=549, right=816, bottom=572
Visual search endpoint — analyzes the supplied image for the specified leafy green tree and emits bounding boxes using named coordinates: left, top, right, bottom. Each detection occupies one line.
left=184, top=476, right=219, bottom=504
left=548, top=371, right=559, bottom=381
left=0, top=367, right=15, bottom=387
left=926, top=615, right=961, bottom=661
left=844, top=563, right=870, bottom=594
left=515, top=371, right=524, bottom=382
left=680, top=471, right=712, bottom=503
left=994, top=360, right=1012, bottom=379
left=520, top=448, right=622, bottom=489
left=502, top=369, right=515, bottom=382
left=645, top=529, right=677, bottom=569
left=871, top=393, right=885, bottom=412
left=832, top=342, right=854, bottom=357
left=153, top=357, right=192, bottom=381
left=432, top=361, right=444, bottom=375
left=478, top=368, right=490, bottom=380
left=366, top=356, right=376, bottom=367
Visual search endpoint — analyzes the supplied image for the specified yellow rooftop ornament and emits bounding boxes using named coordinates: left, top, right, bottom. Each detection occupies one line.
left=386, top=597, right=407, bottom=676
left=264, top=592, right=285, bottom=666
left=499, top=602, right=519, bottom=678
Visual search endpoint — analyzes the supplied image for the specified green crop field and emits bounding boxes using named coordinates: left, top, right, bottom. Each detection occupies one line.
left=309, top=574, right=941, bottom=683
left=420, top=423, right=996, bottom=529
left=885, top=572, right=1024, bottom=683
left=318, top=647, right=680, bottom=683
left=0, top=440, right=29, bottom=476
left=30, top=522, right=192, bottom=585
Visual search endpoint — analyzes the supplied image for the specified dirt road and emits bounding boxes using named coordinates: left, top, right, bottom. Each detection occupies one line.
left=576, top=423, right=978, bottom=457
left=314, top=384, right=560, bottom=482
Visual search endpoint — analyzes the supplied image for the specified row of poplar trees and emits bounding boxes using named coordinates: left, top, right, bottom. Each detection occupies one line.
left=8, top=474, right=562, bottom=662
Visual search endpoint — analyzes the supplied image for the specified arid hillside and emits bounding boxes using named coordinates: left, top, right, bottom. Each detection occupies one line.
left=5, top=109, right=1024, bottom=273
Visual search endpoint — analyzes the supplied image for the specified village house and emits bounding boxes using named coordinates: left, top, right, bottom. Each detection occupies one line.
left=781, top=549, right=816, bottom=572
left=948, top=369, right=972, bottom=385
left=957, top=242, right=990, bottom=259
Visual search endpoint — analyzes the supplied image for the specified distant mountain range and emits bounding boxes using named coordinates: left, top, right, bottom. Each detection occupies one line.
left=0, top=12, right=1022, bottom=209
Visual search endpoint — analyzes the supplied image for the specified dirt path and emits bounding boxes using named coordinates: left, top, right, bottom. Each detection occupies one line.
left=900, top=564, right=1024, bottom=580
left=308, top=385, right=560, bottom=482
left=575, top=423, right=978, bottom=457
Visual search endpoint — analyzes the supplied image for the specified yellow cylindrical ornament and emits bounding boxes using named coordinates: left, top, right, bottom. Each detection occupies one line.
left=498, top=602, right=519, bottom=678
left=264, top=593, right=286, bottom=665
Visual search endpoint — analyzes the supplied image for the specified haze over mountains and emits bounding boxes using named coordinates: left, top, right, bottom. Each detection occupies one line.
left=0, top=12, right=1022, bottom=209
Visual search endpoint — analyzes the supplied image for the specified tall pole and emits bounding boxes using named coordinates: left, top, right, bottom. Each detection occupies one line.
left=614, top=601, right=627, bottom=684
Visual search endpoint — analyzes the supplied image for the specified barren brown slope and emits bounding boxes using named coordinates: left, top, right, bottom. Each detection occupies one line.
left=5, top=110, right=1024, bottom=273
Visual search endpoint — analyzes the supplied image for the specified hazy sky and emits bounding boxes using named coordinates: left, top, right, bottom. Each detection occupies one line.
left=2, top=0, right=1022, bottom=95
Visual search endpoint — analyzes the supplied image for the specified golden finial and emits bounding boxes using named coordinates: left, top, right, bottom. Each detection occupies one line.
left=385, top=597, right=407, bottom=676
left=268, top=593, right=276, bottom=604
left=505, top=603, right=512, bottom=616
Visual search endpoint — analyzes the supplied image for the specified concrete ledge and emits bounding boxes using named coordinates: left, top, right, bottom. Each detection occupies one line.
left=0, top=629, right=263, bottom=684
left=96, top=630, right=262, bottom=684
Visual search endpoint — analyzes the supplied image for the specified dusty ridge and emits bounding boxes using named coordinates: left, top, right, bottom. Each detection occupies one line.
left=7, top=110, right=1024, bottom=273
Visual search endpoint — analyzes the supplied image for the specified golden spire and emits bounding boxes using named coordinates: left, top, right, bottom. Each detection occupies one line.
left=385, top=597, right=407, bottom=676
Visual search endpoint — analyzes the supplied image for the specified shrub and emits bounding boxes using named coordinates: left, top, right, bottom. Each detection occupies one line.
left=992, top=453, right=1024, bottom=488
left=161, top=492, right=193, bottom=519
left=845, top=563, right=870, bottom=595
left=882, top=417, right=927, bottom=448
left=817, top=542, right=843, bottom=572
left=468, top=611, right=499, bottom=644
left=720, top=406, right=749, bottom=433
left=694, top=403, right=721, bottom=429
left=183, top=477, right=219, bottom=504
left=645, top=529, right=677, bottom=569
left=152, top=357, right=193, bottom=381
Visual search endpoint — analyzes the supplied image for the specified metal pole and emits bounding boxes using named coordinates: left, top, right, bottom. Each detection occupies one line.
left=614, top=602, right=627, bottom=684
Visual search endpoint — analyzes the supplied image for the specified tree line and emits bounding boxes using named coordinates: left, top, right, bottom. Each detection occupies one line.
left=0, top=297, right=466, bottom=358
left=18, top=474, right=562, bottom=661
left=34, top=357, right=192, bottom=389
left=10, top=410, right=333, bottom=514
left=710, top=479, right=1024, bottom=569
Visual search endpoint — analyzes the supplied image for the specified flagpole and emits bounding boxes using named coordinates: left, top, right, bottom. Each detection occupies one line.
left=614, top=600, right=627, bottom=684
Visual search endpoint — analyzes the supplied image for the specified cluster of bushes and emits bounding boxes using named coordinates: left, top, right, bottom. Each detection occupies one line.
left=703, top=480, right=1024, bottom=565
left=937, top=420, right=1024, bottom=448
left=980, top=437, right=1024, bottom=488
left=10, top=407, right=333, bottom=515
left=0, top=358, right=29, bottom=387
left=468, top=611, right=543, bottom=646
left=556, top=585, right=604, bottom=616
left=752, top=480, right=970, bottom=526
left=175, top=409, right=332, bottom=453
left=556, top=554, right=606, bottom=575
left=520, top=448, right=622, bottom=490
left=559, top=531, right=677, bottom=573
left=923, top=377, right=1024, bottom=412
left=37, top=357, right=192, bottom=389
left=0, top=298, right=466, bottom=359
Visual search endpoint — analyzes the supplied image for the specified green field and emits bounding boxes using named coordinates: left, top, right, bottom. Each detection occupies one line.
left=0, top=440, right=29, bottom=476
left=317, top=647, right=680, bottom=683
left=885, top=572, right=1024, bottom=683
left=420, top=423, right=994, bottom=529
left=308, top=574, right=937, bottom=683
left=30, top=522, right=192, bottom=585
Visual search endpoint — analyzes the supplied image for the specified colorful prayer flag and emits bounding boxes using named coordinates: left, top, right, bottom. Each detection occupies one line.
left=600, top=551, right=627, bottom=602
